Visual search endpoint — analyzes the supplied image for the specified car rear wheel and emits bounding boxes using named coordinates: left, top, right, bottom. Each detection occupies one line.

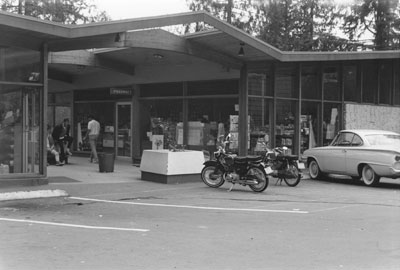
left=308, top=159, right=323, bottom=180
left=361, top=164, right=380, bottom=186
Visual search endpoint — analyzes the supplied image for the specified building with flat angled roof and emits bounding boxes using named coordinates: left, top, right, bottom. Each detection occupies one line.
left=1, top=10, right=399, bottom=186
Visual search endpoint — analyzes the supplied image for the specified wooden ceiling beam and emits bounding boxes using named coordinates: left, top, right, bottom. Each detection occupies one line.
left=47, top=34, right=124, bottom=52
left=121, top=29, right=242, bottom=69
left=49, top=50, right=135, bottom=77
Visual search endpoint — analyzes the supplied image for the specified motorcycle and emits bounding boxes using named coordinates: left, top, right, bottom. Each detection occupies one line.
left=262, top=146, right=303, bottom=187
left=201, top=135, right=269, bottom=192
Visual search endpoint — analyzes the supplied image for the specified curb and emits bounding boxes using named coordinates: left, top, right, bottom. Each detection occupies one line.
left=0, top=189, right=69, bottom=202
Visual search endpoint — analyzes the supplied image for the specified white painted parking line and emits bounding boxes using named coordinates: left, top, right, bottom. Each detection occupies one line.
left=86, top=186, right=198, bottom=198
left=308, top=205, right=360, bottom=213
left=0, top=217, right=149, bottom=232
left=70, top=196, right=309, bottom=214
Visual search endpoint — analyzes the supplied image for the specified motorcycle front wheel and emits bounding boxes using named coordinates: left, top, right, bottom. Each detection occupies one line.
left=201, top=165, right=225, bottom=188
left=283, top=163, right=301, bottom=187
left=247, top=167, right=269, bottom=192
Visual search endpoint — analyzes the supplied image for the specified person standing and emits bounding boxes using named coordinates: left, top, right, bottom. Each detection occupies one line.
left=84, top=114, right=100, bottom=163
left=52, top=119, right=67, bottom=156
left=62, top=118, right=74, bottom=156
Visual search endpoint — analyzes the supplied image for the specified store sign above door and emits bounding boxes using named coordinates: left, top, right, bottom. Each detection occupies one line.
left=110, top=88, right=132, bottom=96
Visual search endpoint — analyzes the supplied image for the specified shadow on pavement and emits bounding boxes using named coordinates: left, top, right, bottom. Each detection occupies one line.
left=310, top=174, right=400, bottom=189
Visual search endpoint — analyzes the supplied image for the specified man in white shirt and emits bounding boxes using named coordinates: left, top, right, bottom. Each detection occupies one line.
left=84, top=114, right=100, bottom=163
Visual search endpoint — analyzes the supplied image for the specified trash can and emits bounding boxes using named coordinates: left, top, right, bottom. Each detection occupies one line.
left=98, top=152, right=114, bottom=173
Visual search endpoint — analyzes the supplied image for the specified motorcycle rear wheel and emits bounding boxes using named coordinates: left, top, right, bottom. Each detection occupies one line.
left=201, top=165, right=225, bottom=188
left=247, top=167, right=269, bottom=192
left=283, top=163, right=301, bottom=187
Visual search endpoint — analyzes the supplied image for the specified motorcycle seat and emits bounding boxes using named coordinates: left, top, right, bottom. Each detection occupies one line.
left=235, top=155, right=263, bottom=163
left=278, top=155, right=298, bottom=161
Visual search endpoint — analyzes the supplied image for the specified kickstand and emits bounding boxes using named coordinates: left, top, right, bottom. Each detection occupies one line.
left=228, top=183, right=235, bottom=192
left=276, top=178, right=283, bottom=185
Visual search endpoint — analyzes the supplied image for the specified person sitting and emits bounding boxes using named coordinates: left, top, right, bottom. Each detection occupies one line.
left=47, top=125, right=64, bottom=166
left=52, top=118, right=73, bottom=157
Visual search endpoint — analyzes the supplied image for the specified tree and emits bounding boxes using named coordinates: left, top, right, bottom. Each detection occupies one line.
left=342, top=0, right=400, bottom=50
left=185, top=0, right=265, bottom=35
left=186, top=0, right=357, bottom=51
left=0, top=0, right=110, bottom=24
left=186, top=0, right=400, bottom=51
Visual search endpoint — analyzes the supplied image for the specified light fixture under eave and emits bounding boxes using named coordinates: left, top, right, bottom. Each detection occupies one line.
left=238, top=42, right=245, bottom=57
left=153, top=53, right=164, bottom=59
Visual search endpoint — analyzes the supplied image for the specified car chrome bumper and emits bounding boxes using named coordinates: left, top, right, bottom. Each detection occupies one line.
left=390, top=168, right=400, bottom=175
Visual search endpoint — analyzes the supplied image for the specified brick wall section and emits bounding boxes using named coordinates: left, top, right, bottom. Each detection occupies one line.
left=344, top=104, right=400, bottom=133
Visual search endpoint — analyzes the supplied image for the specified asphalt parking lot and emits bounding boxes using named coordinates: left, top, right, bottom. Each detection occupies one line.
left=1, top=169, right=399, bottom=270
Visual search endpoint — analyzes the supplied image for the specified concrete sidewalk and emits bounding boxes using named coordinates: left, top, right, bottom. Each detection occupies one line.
left=0, top=155, right=310, bottom=201
left=47, top=156, right=142, bottom=184
left=0, top=156, right=144, bottom=201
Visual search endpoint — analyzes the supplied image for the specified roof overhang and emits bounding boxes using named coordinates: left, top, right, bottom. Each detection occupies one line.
left=1, top=9, right=400, bottom=85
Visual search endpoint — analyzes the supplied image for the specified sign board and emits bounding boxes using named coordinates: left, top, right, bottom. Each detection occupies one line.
left=110, top=88, right=132, bottom=96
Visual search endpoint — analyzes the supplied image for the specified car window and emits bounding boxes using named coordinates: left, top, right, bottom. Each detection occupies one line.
left=365, top=134, right=400, bottom=146
left=350, top=135, right=363, bottom=146
left=332, top=132, right=354, bottom=146
left=330, top=133, right=340, bottom=146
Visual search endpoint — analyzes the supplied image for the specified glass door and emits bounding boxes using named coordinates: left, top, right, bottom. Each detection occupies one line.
left=116, top=102, right=131, bottom=157
left=0, top=86, right=40, bottom=174
left=23, top=88, right=40, bottom=173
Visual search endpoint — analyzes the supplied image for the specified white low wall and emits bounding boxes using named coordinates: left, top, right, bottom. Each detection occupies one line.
left=140, top=150, right=205, bottom=175
left=344, top=104, right=400, bottom=133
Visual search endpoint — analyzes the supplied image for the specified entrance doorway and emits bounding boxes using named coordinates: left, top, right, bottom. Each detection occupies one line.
left=0, top=86, right=40, bottom=174
left=23, top=88, right=40, bottom=173
left=116, top=102, right=131, bottom=157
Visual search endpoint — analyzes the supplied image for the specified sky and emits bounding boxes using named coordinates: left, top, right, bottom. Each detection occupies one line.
left=93, top=0, right=190, bottom=20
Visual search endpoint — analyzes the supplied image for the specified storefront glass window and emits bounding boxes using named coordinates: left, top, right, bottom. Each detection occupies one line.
left=323, top=103, right=341, bottom=146
left=379, top=61, right=392, bottom=105
left=74, top=102, right=114, bottom=152
left=301, top=102, right=321, bottom=153
left=187, top=80, right=239, bottom=96
left=0, top=85, right=40, bottom=175
left=394, top=61, right=400, bottom=105
left=323, top=66, right=340, bottom=101
left=0, top=47, right=41, bottom=83
left=362, top=62, right=377, bottom=104
left=141, top=83, right=183, bottom=97
left=48, top=92, right=72, bottom=127
left=248, top=73, right=265, bottom=96
left=249, top=97, right=271, bottom=154
left=343, top=65, right=359, bottom=102
left=275, top=100, right=297, bottom=155
left=140, top=99, right=183, bottom=152
left=301, top=64, right=320, bottom=100
left=187, top=98, right=237, bottom=153
left=275, top=64, right=298, bottom=98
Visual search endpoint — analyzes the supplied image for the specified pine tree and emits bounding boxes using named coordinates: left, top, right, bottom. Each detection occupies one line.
left=0, top=0, right=109, bottom=24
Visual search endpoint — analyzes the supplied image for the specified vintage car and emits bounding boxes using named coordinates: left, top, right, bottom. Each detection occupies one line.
left=302, top=129, right=400, bottom=186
